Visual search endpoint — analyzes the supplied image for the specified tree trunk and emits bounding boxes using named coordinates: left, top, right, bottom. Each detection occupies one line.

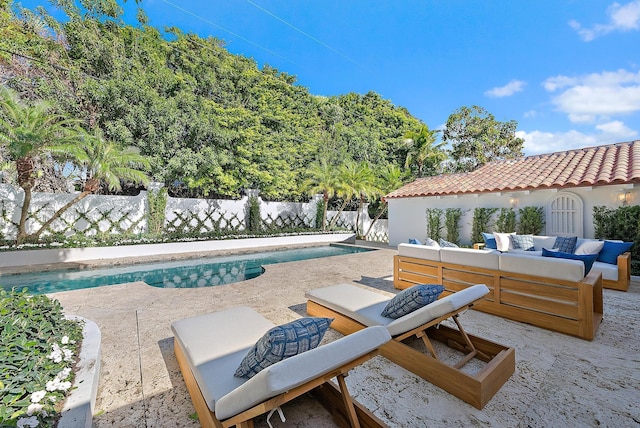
left=28, top=191, right=91, bottom=241
left=327, top=199, right=350, bottom=230
left=16, top=157, right=36, bottom=244
left=355, top=195, right=365, bottom=238
left=364, top=204, right=388, bottom=239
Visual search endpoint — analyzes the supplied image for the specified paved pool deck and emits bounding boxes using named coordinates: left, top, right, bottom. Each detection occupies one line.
left=48, top=244, right=640, bottom=427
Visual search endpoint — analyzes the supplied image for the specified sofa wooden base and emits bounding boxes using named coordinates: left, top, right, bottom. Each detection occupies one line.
left=174, top=338, right=388, bottom=428
left=394, top=255, right=603, bottom=340
left=307, top=300, right=516, bottom=410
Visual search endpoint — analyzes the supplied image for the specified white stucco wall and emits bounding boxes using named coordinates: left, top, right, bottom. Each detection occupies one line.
left=387, top=184, right=637, bottom=247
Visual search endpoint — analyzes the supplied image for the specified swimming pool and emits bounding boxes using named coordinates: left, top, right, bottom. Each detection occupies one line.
left=0, top=244, right=373, bottom=294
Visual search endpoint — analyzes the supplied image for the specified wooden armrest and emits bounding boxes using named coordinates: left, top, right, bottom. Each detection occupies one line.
left=473, top=243, right=485, bottom=250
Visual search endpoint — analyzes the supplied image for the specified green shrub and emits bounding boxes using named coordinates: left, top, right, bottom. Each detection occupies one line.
left=471, top=208, right=498, bottom=244
left=593, top=205, right=640, bottom=275
left=425, top=208, right=443, bottom=240
left=147, top=188, right=168, bottom=235
left=445, top=208, right=465, bottom=245
left=315, top=199, right=325, bottom=230
left=246, top=196, right=262, bottom=233
left=495, top=208, right=516, bottom=232
left=517, top=206, right=545, bottom=235
left=0, top=289, right=83, bottom=427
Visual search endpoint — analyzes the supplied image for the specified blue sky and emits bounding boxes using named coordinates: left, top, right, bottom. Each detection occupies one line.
left=24, top=0, right=640, bottom=155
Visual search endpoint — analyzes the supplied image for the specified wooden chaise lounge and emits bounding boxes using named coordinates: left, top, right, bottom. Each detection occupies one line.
left=172, top=306, right=392, bottom=428
left=306, top=283, right=516, bottom=410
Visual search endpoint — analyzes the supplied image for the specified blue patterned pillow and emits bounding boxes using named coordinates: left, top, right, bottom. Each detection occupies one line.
left=408, top=238, right=422, bottom=245
left=381, top=284, right=445, bottom=319
left=510, top=234, right=535, bottom=251
left=554, top=236, right=577, bottom=253
left=481, top=232, right=497, bottom=250
left=234, top=317, right=332, bottom=378
left=438, top=238, right=459, bottom=248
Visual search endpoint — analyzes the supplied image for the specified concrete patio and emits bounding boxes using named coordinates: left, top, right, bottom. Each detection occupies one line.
left=49, top=245, right=640, bottom=427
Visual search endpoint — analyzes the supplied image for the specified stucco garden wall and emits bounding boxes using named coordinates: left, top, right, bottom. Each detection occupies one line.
left=387, top=184, right=636, bottom=247
left=0, top=184, right=388, bottom=242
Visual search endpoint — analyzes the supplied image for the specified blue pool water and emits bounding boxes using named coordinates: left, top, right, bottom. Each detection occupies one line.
left=0, top=245, right=373, bottom=294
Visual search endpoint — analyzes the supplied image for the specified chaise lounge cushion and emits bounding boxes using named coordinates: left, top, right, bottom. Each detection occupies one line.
left=380, top=284, right=444, bottom=319
left=234, top=317, right=332, bottom=378
left=306, top=283, right=489, bottom=337
left=172, top=306, right=391, bottom=421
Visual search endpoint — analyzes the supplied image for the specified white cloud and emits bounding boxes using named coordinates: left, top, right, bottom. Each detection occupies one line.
left=484, top=80, right=526, bottom=98
left=523, top=110, right=538, bottom=118
left=543, top=69, right=640, bottom=123
left=517, top=122, right=638, bottom=155
left=570, top=0, right=640, bottom=41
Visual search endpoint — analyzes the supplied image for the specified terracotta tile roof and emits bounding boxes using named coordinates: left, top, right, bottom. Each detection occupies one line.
left=386, top=140, right=640, bottom=199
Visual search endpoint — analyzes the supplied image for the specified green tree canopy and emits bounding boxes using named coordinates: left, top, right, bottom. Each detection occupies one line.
left=443, top=105, right=524, bottom=173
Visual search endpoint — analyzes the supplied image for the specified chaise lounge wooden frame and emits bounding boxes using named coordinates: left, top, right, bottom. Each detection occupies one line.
left=394, top=254, right=603, bottom=340
left=306, top=284, right=516, bottom=410
left=172, top=307, right=392, bottom=428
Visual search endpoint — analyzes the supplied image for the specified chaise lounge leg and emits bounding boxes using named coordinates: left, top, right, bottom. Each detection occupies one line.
left=337, top=373, right=361, bottom=428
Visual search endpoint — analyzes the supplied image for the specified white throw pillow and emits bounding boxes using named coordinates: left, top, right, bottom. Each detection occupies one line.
left=424, top=237, right=441, bottom=248
left=494, top=232, right=515, bottom=252
left=574, top=240, right=605, bottom=255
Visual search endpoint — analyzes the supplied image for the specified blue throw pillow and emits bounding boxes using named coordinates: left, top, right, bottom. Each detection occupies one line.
left=408, top=238, right=422, bottom=245
left=597, top=241, right=633, bottom=265
left=438, top=238, right=459, bottom=248
left=481, top=232, right=497, bottom=250
left=510, top=234, right=535, bottom=251
left=542, top=248, right=597, bottom=275
left=381, top=284, right=445, bottom=319
left=234, top=317, right=332, bottom=378
left=554, top=236, right=577, bottom=253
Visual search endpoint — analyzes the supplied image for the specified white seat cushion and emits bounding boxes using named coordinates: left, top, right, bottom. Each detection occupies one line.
left=397, top=243, right=441, bottom=261
left=499, top=253, right=585, bottom=282
left=172, top=306, right=391, bottom=421
left=440, top=247, right=499, bottom=270
left=306, top=283, right=489, bottom=337
left=590, top=261, right=618, bottom=281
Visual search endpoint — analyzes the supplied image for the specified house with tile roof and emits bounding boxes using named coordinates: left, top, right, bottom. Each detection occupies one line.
left=385, top=140, right=640, bottom=246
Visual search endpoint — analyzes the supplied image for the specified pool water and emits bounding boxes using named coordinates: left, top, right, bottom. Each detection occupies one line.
left=0, top=244, right=373, bottom=294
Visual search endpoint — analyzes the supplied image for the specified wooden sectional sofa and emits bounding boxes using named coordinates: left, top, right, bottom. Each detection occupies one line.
left=394, top=244, right=603, bottom=340
left=473, top=236, right=631, bottom=292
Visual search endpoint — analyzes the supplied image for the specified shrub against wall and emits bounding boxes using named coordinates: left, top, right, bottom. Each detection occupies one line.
left=471, top=208, right=498, bottom=244
left=425, top=208, right=444, bottom=241
left=517, top=206, right=545, bottom=235
left=593, top=205, right=640, bottom=275
left=445, top=208, right=464, bottom=245
left=246, top=195, right=262, bottom=233
left=147, top=188, right=168, bottom=235
left=495, top=208, right=516, bottom=232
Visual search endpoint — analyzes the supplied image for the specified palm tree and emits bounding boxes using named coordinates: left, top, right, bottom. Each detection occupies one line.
left=29, top=128, right=150, bottom=240
left=404, top=125, right=446, bottom=177
left=363, top=164, right=406, bottom=239
left=326, top=160, right=374, bottom=231
left=0, top=86, right=80, bottom=242
left=351, top=162, right=377, bottom=237
left=300, top=159, right=338, bottom=231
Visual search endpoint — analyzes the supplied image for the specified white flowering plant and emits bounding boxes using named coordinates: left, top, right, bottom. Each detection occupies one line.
left=0, top=289, right=84, bottom=427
